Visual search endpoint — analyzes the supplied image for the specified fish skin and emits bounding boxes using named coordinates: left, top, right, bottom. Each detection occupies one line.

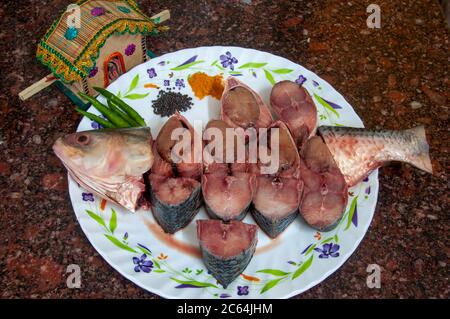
left=52, top=127, right=153, bottom=212
left=221, top=77, right=273, bottom=129
left=299, top=136, right=348, bottom=231
left=197, top=220, right=257, bottom=288
left=318, top=126, right=433, bottom=186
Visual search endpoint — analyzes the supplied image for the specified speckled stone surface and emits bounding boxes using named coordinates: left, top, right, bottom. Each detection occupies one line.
left=0, top=0, right=448, bottom=298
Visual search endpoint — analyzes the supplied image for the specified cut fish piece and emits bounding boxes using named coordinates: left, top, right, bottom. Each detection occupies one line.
left=221, top=77, right=273, bottom=129
left=251, top=121, right=302, bottom=237
left=197, top=219, right=257, bottom=288
left=270, top=80, right=318, bottom=148
left=299, top=136, right=348, bottom=231
left=202, top=119, right=255, bottom=221
left=251, top=176, right=303, bottom=238
left=149, top=113, right=202, bottom=233
left=318, top=126, right=433, bottom=186
left=149, top=175, right=202, bottom=234
left=202, top=172, right=255, bottom=221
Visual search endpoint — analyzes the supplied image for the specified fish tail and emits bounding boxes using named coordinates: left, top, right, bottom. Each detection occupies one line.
left=404, top=126, right=433, bottom=174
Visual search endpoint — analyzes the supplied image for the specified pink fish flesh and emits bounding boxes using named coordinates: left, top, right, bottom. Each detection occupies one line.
left=270, top=80, right=318, bottom=148
left=221, top=76, right=273, bottom=129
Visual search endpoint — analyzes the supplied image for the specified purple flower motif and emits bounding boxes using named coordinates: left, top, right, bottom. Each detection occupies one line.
left=220, top=293, right=231, bottom=298
left=88, top=67, right=98, bottom=78
left=82, top=192, right=94, bottom=202
left=363, top=176, right=369, bottom=182
left=237, top=285, right=249, bottom=296
left=91, top=7, right=106, bottom=17
left=90, top=115, right=107, bottom=129
left=147, top=68, right=157, bottom=78
left=175, top=79, right=185, bottom=89
left=314, top=243, right=340, bottom=258
left=91, top=121, right=102, bottom=129
left=365, top=186, right=371, bottom=194
left=220, top=51, right=238, bottom=70
left=158, top=61, right=166, bottom=66
left=287, top=261, right=297, bottom=265
left=132, top=254, right=154, bottom=273
left=164, top=80, right=170, bottom=86
left=125, top=44, right=136, bottom=56
left=123, top=232, right=128, bottom=240
left=295, top=75, right=307, bottom=86
left=312, top=80, right=320, bottom=87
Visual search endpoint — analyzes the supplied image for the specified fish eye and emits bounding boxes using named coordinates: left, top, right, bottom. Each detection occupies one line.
left=77, top=134, right=89, bottom=144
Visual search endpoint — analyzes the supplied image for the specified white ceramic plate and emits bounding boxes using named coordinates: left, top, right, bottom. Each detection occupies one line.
left=70, top=46, right=378, bottom=299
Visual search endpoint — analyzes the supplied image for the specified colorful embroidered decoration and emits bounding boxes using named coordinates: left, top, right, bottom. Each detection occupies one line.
left=36, top=0, right=168, bottom=83
left=64, top=27, right=79, bottom=40
left=91, top=7, right=106, bottom=16
left=88, top=66, right=98, bottom=78
left=117, top=6, right=131, bottom=13
left=125, top=44, right=136, bottom=56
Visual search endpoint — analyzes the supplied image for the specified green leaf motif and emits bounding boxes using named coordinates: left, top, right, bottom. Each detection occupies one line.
left=292, top=255, right=313, bottom=279
left=305, top=243, right=317, bottom=256
left=260, top=277, right=285, bottom=294
left=257, top=269, right=290, bottom=276
left=210, top=59, right=218, bottom=66
left=170, top=60, right=205, bottom=71
left=104, top=234, right=137, bottom=253
left=263, top=69, right=276, bottom=85
left=153, top=269, right=165, bottom=273
left=109, top=208, right=117, bottom=234
left=271, top=68, right=294, bottom=74
left=137, top=246, right=152, bottom=256
left=344, top=196, right=358, bottom=231
left=86, top=210, right=107, bottom=229
left=126, top=74, right=139, bottom=94
left=321, top=237, right=334, bottom=244
left=313, top=93, right=340, bottom=118
left=152, top=258, right=161, bottom=269
left=170, top=277, right=218, bottom=288
left=117, top=91, right=122, bottom=98
left=124, top=93, right=150, bottom=100
left=238, top=62, right=267, bottom=69
left=334, top=234, right=339, bottom=242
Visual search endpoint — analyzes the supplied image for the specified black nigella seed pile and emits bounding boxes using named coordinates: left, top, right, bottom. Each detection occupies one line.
left=151, top=90, right=193, bottom=117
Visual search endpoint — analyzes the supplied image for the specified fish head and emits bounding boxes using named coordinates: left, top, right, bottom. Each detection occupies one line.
left=53, top=128, right=153, bottom=211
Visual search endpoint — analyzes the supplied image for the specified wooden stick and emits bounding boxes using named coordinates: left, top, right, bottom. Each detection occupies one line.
left=19, top=74, right=57, bottom=101
left=18, top=10, right=170, bottom=101
left=151, top=9, right=170, bottom=23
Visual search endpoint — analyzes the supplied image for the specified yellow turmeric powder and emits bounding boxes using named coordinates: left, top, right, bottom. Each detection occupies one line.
left=188, top=72, right=224, bottom=100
